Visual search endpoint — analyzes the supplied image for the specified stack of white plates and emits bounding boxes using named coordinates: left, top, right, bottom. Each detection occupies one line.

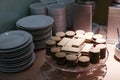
left=47, top=3, right=67, bottom=34
left=16, top=15, right=54, bottom=50
left=0, top=30, right=35, bottom=72
left=30, top=3, right=48, bottom=15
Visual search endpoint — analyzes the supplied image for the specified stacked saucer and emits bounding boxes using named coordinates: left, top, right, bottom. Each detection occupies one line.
left=47, top=3, right=67, bottom=34
left=16, top=15, right=54, bottom=50
left=0, top=30, right=35, bottom=72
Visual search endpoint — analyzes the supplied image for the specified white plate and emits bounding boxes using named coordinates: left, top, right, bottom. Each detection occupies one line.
left=0, top=53, right=35, bottom=72
left=0, top=53, right=33, bottom=69
left=0, top=34, right=33, bottom=53
left=33, top=30, right=52, bottom=41
left=0, top=43, right=34, bottom=59
left=16, top=23, right=52, bottom=35
left=0, top=30, right=32, bottom=50
left=0, top=44, right=34, bottom=62
left=16, top=15, right=54, bottom=30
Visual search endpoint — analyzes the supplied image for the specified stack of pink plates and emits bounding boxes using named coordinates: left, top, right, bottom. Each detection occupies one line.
left=58, top=0, right=74, bottom=29
left=0, top=30, right=35, bottom=72
left=47, top=3, right=67, bottom=34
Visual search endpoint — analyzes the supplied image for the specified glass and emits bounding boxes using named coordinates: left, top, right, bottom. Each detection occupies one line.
left=40, top=62, right=107, bottom=80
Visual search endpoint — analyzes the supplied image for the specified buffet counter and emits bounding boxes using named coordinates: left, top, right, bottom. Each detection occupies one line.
left=0, top=27, right=120, bottom=80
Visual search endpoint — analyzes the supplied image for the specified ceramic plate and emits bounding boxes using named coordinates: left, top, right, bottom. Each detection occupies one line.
left=0, top=53, right=35, bottom=72
left=16, top=23, right=52, bottom=35
left=0, top=44, right=34, bottom=62
left=33, top=30, right=52, bottom=41
left=0, top=30, right=32, bottom=50
left=0, top=34, right=32, bottom=53
left=16, top=15, right=54, bottom=30
left=0, top=43, right=34, bottom=59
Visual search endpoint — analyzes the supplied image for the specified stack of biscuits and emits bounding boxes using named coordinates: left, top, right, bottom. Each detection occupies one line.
left=45, top=30, right=107, bottom=68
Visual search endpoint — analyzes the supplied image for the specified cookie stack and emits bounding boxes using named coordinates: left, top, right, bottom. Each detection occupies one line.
left=0, top=30, right=35, bottom=72
left=16, top=15, right=54, bottom=50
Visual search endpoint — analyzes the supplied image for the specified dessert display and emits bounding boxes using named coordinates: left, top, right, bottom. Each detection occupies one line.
left=45, top=30, right=108, bottom=72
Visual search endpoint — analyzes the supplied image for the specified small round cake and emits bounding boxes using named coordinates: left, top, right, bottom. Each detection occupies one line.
left=66, top=54, right=78, bottom=67
left=85, top=32, right=94, bottom=36
left=96, top=44, right=106, bottom=59
left=55, top=52, right=66, bottom=65
left=55, top=32, right=65, bottom=38
left=90, top=47, right=100, bottom=58
left=89, top=47, right=100, bottom=64
left=45, top=39, right=56, bottom=47
left=65, top=31, right=75, bottom=38
left=95, top=38, right=106, bottom=44
left=84, top=34, right=93, bottom=43
left=51, top=36, right=61, bottom=43
left=51, top=47, right=61, bottom=59
left=45, top=40, right=56, bottom=55
left=78, top=56, right=90, bottom=67
left=93, top=34, right=103, bottom=40
left=75, top=30, right=85, bottom=35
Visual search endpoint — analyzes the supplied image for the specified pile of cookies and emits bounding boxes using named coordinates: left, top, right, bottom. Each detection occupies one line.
left=45, top=30, right=106, bottom=67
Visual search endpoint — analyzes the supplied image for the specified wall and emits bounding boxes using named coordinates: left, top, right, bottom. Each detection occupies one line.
left=0, top=0, right=39, bottom=33
left=93, top=0, right=112, bottom=25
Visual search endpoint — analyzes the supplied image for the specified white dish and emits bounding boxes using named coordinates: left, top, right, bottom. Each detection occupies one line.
left=0, top=53, right=33, bottom=69
left=0, top=30, right=32, bottom=50
left=0, top=43, right=34, bottom=59
left=0, top=34, right=32, bottom=53
left=33, top=30, right=52, bottom=41
left=16, top=15, right=54, bottom=30
left=0, top=53, right=35, bottom=72
left=0, top=44, right=34, bottom=62
left=16, top=23, right=52, bottom=35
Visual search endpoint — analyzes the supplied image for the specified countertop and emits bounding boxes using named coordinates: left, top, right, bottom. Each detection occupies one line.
left=0, top=27, right=120, bottom=80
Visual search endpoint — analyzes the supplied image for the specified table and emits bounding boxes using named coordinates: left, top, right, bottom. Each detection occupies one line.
left=0, top=27, right=120, bottom=80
